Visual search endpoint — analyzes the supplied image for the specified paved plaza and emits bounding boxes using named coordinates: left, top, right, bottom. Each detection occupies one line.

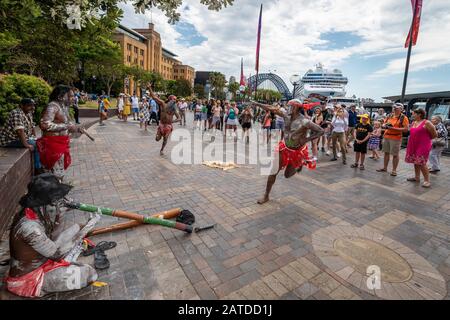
left=1, top=112, right=449, bottom=300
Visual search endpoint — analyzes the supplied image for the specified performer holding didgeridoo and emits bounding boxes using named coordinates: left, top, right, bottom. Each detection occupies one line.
left=38, top=85, right=82, bottom=180
left=146, top=83, right=181, bottom=156
left=6, top=174, right=98, bottom=298
left=251, top=99, right=325, bottom=204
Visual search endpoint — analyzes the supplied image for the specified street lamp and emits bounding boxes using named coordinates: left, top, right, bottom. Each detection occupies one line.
left=77, top=61, right=85, bottom=91
left=92, top=75, right=97, bottom=94
left=290, top=74, right=301, bottom=99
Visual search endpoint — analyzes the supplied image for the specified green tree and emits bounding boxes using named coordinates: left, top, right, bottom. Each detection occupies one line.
left=174, top=79, right=193, bottom=97
left=209, top=71, right=226, bottom=99
left=0, top=73, right=52, bottom=125
left=194, top=84, right=206, bottom=99
left=228, top=82, right=240, bottom=100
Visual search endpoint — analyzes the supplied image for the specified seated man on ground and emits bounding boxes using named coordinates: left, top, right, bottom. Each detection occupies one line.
left=6, top=173, right=98, bottom=298
left=0, top=98, right=41, bottom=171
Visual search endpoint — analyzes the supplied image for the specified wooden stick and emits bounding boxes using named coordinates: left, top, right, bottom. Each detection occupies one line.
left=87, top=208, right=181, bottom=237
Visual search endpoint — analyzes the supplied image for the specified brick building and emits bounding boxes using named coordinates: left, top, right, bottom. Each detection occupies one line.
left=113, top=23, right=195, bottom=95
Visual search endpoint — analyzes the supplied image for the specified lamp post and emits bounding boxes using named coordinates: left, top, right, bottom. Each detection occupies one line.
left=290, top=74, right=301, bottom=100
left=77, top=60, right=85, bottom=91
left=92, top=75, right=97, bottom=94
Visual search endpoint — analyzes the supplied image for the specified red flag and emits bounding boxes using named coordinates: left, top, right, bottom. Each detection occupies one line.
left=255, top=4, right=263, bottom=73
left=240, top=58, right=246, bottom=86
left=405, top=0, right=423, bottom=48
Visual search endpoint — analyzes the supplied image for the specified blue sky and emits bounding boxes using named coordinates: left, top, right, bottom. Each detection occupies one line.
left=120, top=0, right=450, bottom=101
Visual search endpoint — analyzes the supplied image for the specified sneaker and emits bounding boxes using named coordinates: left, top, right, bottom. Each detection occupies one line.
left=321, top=147, right=325, bottom=152
left=326, top=150, right=331, bottom=156
left=330, top=158, right=338, bottom=162
left=337, top=152, right=342, bottom=158
left=312, top=156, right=318, bottom=161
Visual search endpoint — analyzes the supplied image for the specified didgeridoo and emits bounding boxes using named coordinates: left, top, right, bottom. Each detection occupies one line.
left=65, top=201, right=192, bottom=233
left=87, top=208, right=181, bottom=236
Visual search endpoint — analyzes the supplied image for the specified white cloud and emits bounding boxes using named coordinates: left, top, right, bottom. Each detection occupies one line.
left=119, top=0, right=450, bottom=97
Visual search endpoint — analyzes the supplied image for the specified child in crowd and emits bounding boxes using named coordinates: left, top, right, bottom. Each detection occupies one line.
left=368, top=120, right=382, bottom=160
left=351, top=114, right=373, bottom=170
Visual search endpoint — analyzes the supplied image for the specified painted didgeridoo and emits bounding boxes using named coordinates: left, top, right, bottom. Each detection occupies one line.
left=87, top=208, right=182, bottom=236
left=65, top=201, right=192, bottom=233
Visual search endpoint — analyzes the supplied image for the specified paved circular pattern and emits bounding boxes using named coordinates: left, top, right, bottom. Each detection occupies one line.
left=334, top=237, right=413, bottom=283
left=312, top=225, right=447, bottom=300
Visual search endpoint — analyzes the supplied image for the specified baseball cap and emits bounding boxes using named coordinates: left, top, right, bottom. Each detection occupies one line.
left=393, top=103, right=404, bottom=110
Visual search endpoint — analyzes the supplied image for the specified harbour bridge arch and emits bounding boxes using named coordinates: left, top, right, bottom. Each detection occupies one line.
left=247, top=73, right=292, bottom=100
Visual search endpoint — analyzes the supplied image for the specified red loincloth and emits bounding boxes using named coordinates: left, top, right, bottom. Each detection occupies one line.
left=276, top=140, right=316, bottom=170
left=157, top=123, right=173, bottom=137
left=6, top=259, right=70, bottom=298
left=36, top=136, right=71, bottom=170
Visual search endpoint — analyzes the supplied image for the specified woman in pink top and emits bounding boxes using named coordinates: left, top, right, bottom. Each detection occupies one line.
left=405, top=108, right=437, bottom=188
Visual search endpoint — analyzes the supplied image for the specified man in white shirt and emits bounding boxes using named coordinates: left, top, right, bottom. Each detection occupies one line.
left=131, top=93, right=139, bottom=121
left=178, top=98, right=188, bottom=126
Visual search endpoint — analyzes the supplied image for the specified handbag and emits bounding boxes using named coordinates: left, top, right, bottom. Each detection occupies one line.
left=432, top=137, right=447, bottom=148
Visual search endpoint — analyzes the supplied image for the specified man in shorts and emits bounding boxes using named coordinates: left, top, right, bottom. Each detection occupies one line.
left=376, top=103, right=409, bottom=176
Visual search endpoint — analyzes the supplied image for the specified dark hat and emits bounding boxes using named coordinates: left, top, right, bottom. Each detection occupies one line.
left=21, top=98, right=35, bottom=106
left=19, top=173, right=72, bottom=208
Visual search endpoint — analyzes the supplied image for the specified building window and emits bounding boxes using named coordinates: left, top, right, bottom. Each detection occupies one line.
left=140, top=60, right=144, bottom=67
left=127, top=55, right=131, bottom=62
left=134, top=58, right=138, bottom=64
left=134, top=46, right=138, bottom=53
left=127, top=44, right=132, bottom=51
left=140, top=49, right=144, bottom=56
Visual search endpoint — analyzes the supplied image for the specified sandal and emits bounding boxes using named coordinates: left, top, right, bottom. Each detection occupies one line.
left=94, top=249, right=110, bottom=270
left=360, top=165, right=365, bottom=170
left=390, top=171, right=397, bottom=176
left=407, top=177, right=419, bottom=182
left=351, top=163, right=358, bottom=168
left=376, top=168, right=387, bottom=172
left=82, top=241, right=117, bottom=257
left=422, top=182, right=431, bottom=188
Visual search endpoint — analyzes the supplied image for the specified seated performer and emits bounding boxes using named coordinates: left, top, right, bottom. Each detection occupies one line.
left=38, top=85, right=82, bottom=180
left=6, top=173, right=98, bottom=298
left=146, top=83, right=181, bottom=156
left=251, top=99, right=325, bottom=204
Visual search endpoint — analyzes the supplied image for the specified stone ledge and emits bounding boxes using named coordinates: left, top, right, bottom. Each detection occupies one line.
left=0, top=147, right=32, bottom=238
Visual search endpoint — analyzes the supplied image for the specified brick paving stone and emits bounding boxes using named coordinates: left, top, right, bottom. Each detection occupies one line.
left=293, top=282, right=320, bottom=300
left=194, top=280, right=218, bottom=300
left=310, top=272, right=341, bottom=295
left=262, top=274, right=289, bottom=297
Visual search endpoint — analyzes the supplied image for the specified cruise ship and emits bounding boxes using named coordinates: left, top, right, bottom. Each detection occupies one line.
left=295, top=63, right=348, bottom=99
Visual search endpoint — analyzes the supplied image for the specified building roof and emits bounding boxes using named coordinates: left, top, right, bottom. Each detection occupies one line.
left=116, top=25, right=147, bottom=42
left=383, top=91, right=450, bottom=101
left=162, top=48, right=178, bottom=58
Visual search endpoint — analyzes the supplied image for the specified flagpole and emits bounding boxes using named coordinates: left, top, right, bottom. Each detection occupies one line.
left=255, top=4, right=263, bottom=102
left=401, top=1, right=419, bottom=113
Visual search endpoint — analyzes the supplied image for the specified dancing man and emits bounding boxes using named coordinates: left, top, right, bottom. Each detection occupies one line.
left=147, top=83, right=181, bottom=155
left=251, top=99, right=324, bottom=204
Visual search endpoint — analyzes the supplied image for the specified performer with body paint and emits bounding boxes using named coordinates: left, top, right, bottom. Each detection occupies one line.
left=38, top=85, right=82, bottom=180
left=250, top=99, right=325, bottom=204
left=146, top=83, right=181, bottom=156
left=6, top=173, right=98, bottom=298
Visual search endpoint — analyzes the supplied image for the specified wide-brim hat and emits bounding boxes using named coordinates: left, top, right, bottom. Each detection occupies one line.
left=19, top=173, right=72, bottom=208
